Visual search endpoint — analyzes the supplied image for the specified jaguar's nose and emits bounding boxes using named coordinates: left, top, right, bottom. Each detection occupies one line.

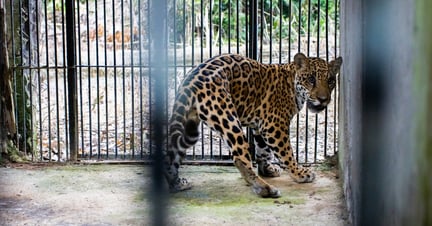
left=317, top=95, right=328, bottom=103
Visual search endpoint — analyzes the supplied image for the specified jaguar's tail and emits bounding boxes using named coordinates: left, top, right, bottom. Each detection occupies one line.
left=169, top=118, right=200, bottom=155
left=167, top=98, right=200, bottom=160
left=164, top=94, right=198, bottom=191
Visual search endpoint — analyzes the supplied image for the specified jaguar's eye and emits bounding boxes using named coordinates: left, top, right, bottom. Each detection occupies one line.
left=308, top=75, right=316, bottom=84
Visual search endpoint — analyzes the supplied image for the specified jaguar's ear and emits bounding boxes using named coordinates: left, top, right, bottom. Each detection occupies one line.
left=329, top=56, right=343, bottom=76
left=294, top=53, right=309, bottom=70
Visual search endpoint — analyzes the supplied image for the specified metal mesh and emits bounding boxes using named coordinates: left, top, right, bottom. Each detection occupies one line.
left=9, top=0, right=340, bottom=163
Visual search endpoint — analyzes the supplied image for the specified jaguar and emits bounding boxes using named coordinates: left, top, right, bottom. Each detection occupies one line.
left=164, top=52, right=342, bottom=198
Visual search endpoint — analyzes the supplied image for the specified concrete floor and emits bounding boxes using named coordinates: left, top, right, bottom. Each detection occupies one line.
left=0, top=163, right=348, bottom=225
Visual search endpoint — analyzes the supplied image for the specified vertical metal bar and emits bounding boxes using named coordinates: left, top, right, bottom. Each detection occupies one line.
left=149, top=0, right=168, bottom=223
left=200, top=0, right=204, bottom=61
left=192, top=0, right=195, bottom=64
left=200, top=0, right=204, bottom=159
left=182, top=0, right=186, bottom=71
left=26, top=2, right=35, bottom=159
left=259, top=0, right=263, bottom=61
left=209, top=0, right=213, bottom=56
left=236, top=0, right=239, bottom=53
left=333, top=0, right=338, bottom=156
left=182, top=0, right=187, bottom=97
left=76, top=0, right=85, bottom=159
left=324, top=0, right=329, bottom=158
left=130, top=0, right=135, bottom=159
left=218, top=0, right=223, bottom=159
left=35, top=0, right=43, bottom=161
left=209, top=0, right=214, bottom=159
left=286, top=0, right=289, bottom=59
left=138, top=0, right=144, bottom=159
left=9, top=0, right=18, bottom=153
left=27, top=0, right=33, bottom=160
left=295, top=0, right=301, bottom=162
left=325, top=0, right=329, bottom=60
left=66, top=0, right=77, bottom=161
left=200, top=123, right=204, bottom=159
left=43, top=0, right=52, bottom=160
left=228, top=0, right=231, bottom=53
left=164, top=0, right=170, bottom=155
left=281, top=0, right=286, bottom=64
left=121, top=0, right=126, bottom=158
left=286, top=0, right=297, bottom=162
left=112, top=0, right=119, bottom=158
left=60, top=0, right=68, bottom=160
left=316, top=0, right=320, bottom=57
left=218, top=0, right=222, bottom=54
left=95, top=0, right=101, bottom=159
left=18, top=0, right=26, bottom=154
left=173, top=0, right=177, bottom=137
left=181, top=0, right=189, bottom=157
left=269, top=0, right=272, bottom=63
left=305, top=0, right=312, bottom=53
left=85, top=0, right=92, bottom=159
left=190, top=0, right=196, bottom=159
left=23, top=0, right=31, bottom=157
left=249, top=0, right=257, bottom=59
left=182, top=0, right=186, bottom=97
left=247, top=0, right=258, bottom=159
left=7, top=0, right=12, bottom=111
left=51, top=0, right=61, bottom=161
left=304, top=0, right=311, bottom=163
left=314, top=0, right=320, bottom=163
left=103, top=0, right=109, bottom=159
left=147, top=0, right=152, bottom=156
left=245, top=0, right=248, bottom=56
left=219, top=0, right=224, bottom=159
left=10, top=0, right=17, bottom=152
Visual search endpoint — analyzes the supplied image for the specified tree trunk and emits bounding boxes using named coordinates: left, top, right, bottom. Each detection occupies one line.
left=12, top=0, right=34, bottom=155
left=0, top=0, right=20, bottom=162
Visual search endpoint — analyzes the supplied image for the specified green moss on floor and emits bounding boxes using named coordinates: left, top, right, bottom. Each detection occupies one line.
left=1, top=164, right=347, bottom=225
left=163, top=165, right=346, bottom=225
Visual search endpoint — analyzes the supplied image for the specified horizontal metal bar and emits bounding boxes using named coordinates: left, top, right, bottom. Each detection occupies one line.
left=14, top=64, right=198, bottom=70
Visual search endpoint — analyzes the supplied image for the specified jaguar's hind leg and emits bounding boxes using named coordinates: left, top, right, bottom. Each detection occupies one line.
left=166, top=108, right=200, bottom=192
left=253, top=132, right=283, bottom=177
left=163, top=154, right=192, bottom=192
left=259, top=122, right=315, bottom=183
left=196, top=100, right=281, bottom=198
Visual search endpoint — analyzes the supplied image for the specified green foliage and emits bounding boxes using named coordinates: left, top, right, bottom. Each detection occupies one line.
left=46, top=0, right=88, bottom=12
left=46, top=0, right=65, bottom=12
left=210, top=0, right=247, bottom=44
left=171, top=0, right=338, bottom=46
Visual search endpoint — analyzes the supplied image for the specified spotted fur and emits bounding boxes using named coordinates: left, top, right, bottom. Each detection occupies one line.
left=164, top=53, right=342, bottom=198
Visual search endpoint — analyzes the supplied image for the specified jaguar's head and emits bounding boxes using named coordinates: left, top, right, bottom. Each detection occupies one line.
left=293, top=53, right=343, bottom=113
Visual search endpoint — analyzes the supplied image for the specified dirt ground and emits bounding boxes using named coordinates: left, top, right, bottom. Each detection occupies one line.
left=0, top=163, right=349, bottom=225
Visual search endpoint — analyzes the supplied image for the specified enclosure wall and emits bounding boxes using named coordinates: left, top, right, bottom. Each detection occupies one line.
left=340, top=0, right=431, bottom=224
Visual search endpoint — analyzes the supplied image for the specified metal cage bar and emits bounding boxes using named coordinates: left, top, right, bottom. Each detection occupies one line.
left=8, top=0, right=340, bottom=164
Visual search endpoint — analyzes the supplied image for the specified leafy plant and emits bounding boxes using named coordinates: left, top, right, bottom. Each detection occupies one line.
left=171, top=0, right=338, bottom=47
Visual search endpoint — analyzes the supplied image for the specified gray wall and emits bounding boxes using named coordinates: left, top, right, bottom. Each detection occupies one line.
left=340, top=0, right=431, bottom=225
left=339, top=0, right=362, bottom=223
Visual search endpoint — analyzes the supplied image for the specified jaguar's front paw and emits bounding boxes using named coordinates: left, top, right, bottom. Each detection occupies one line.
left=169, top=177, right=193, bottom=193
left=258, top=161, right=283, bottom=177
left=252, top=184, right=281, bottom=198
left=290, top=167, right=315, bottom=183
left=251, top=176, right=282, bottom=198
